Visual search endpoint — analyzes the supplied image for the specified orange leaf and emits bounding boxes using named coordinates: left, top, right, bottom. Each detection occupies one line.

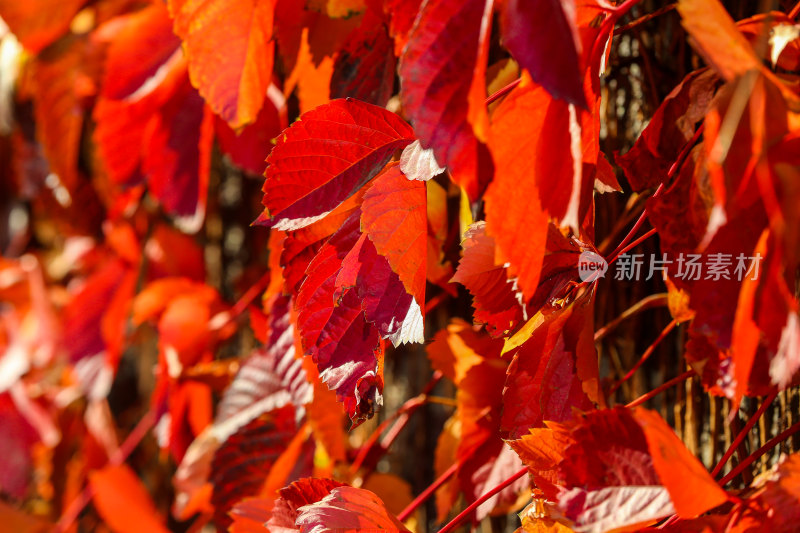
left=89, top=464, right=169, bottom=533
left=484, top=74, right=549, bottom=301
left=361, top=163, right=427, bottom=306
left=676, top=0, right=764, bottom=82
left=0, top=0, right=87, bottom=53
left=169, top=0, right=276, bottom=128
left=398, top=0, right=494, bottom=200
left=633, top=408, right=730, bottom=518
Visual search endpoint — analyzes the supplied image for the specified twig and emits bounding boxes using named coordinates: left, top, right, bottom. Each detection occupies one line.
left=610, top=318, right=677, bottom=395
left=718, top=420, right=800, bottom=486
left=437, top=467, right=528, bottom=533
left=397, top=462, right=459, bottom=522
left=625, top=370, right=694, bottom=408
left=711, top=392, right=777, bottom=478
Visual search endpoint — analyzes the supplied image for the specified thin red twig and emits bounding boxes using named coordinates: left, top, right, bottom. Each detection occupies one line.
left=223, top=270, right=272, bottom=326
left=485, top=78, right=521, bottom=105
left=437, top=467, right=528, bottom=533
left=711, top=392, right=778, bottom=478
left=397, top=462, right=458, bottom=522
left=610, top=318, right=677, bottom=395
left=349, top=372, right=443, bottom=474
left=594, top=293, right=669, bottom=341
left=607, top=228, right=658, bottom=266
left=616, top=4, right=677, bottom=33
left=790, top=0, right=800, bottom=19
left=625, top=370, right=694, bottom=408
left=718, top=420, right=800, bottom=486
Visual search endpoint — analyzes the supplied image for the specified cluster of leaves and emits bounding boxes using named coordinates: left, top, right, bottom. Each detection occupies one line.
left=0, top=0, right=799, bottom=532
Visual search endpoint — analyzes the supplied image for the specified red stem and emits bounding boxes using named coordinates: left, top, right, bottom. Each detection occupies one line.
left=425, top=291, right=450, bottom=314
left=616, top=4, right=677, bottom=33
left=610, top=318, right=677, bottom=395
left=589, top=0, right=647, bottom=78
left=397, top=462, right=459, bottom=522
left=594, top=293, right=669, bottom=341
left=226, top=270, right=272, bottom=325
left=349, top=372, right=443, bottom=474
left=485, top=78, right=521, bottom=105
left=607, top=228, right=658, bottom=266
left=605, top=121, right=704, bottom=266
left=790, top=0, right=800, bottom=19
left=57, top=410, right=156, bottom=532
left=625, top=370, right=694, bottom=408
left=437, top=467, right=528, bottom=533
left=718, top=419, right=800, bottom=486
left=711, top=392, right=777, bottom=478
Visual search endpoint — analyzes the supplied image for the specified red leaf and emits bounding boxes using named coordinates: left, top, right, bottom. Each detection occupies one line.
left=501, top=292, right=597, bottom=439
left=257, top=99, right=414, bottom=230
left=451, top=222, right=526, bottom=337
left=337, top=232, right=423, bottom=345
left=143, top=76, right=214, bottom=228
left=217, top=295, right=312, bottom=426
left=97, top=4, right=182, bottom=101
left=62, top=256, right=137, bottom=368
left=296, top=211, right=400, bottom=422
left=29, top=35, right=96, bottom=193
left=754, top=452, right=800, bottom=530
left=383, top=0, right=423, bottom=56
left=174, top=295, right=311, bottom=520
left=676, top=0, right=765, bottom=82
left=93, top=3, right=212, bottom=227
left=634, top=409, right=729, bottom=517
left=89, top=464, right=169, bottom=533
left=361, top=163, right=427, bottom=307
left=330, top=8, right=396, bottom=107
left=617, top=69, right=718, bottom=192
left=266, top=477, right=345, bottom=531
left=209, top=406, right=298, bottom=529
left=214, top=88, right=287, bottom=175
left=484, top=76, right=549, bottom=301
left=0, top=0, right=87, bottom=53
left=558, top=485, right=674, bottom=533
left=511, top=408, right=679, bottom=531
left=295, top=485, right=410, bottom=532
left=500, top=0, right=586, bottom=107
left=0, top=393, right=40, bottom=500
left=168, top=0, right=276, bottom=128
left=281, top=189, right=364, bottom=293
left=398, top=0, right=494, bottom=200
left=93, top=2, right=183, bottom=187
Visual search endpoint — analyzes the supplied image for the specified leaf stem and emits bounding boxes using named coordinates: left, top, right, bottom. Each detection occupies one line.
left=625, top=370, right=694, bottom=408
left=610, top=318, right=677, bottom=395
left=349, top=371, right=443, bottom=475
left=607, top=228, right=658, bottom=266
left=711, top=392, right=777, bottom=478
left=605, top=122, right=704, bottom=265
left=790, top=0, right=800, bottom=19
left=437, top=467, right=528, bottom=533
left=397, top=462, right=459, bottom=522
left=215, top=270, right=272, bottom=330
left=594, top=293, right=668, bottom=341
left=616, top=4, right=677, bottom=33
left=718, top=419, right=800, bottom=486
left=485, top=78, right=521, bottom=105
